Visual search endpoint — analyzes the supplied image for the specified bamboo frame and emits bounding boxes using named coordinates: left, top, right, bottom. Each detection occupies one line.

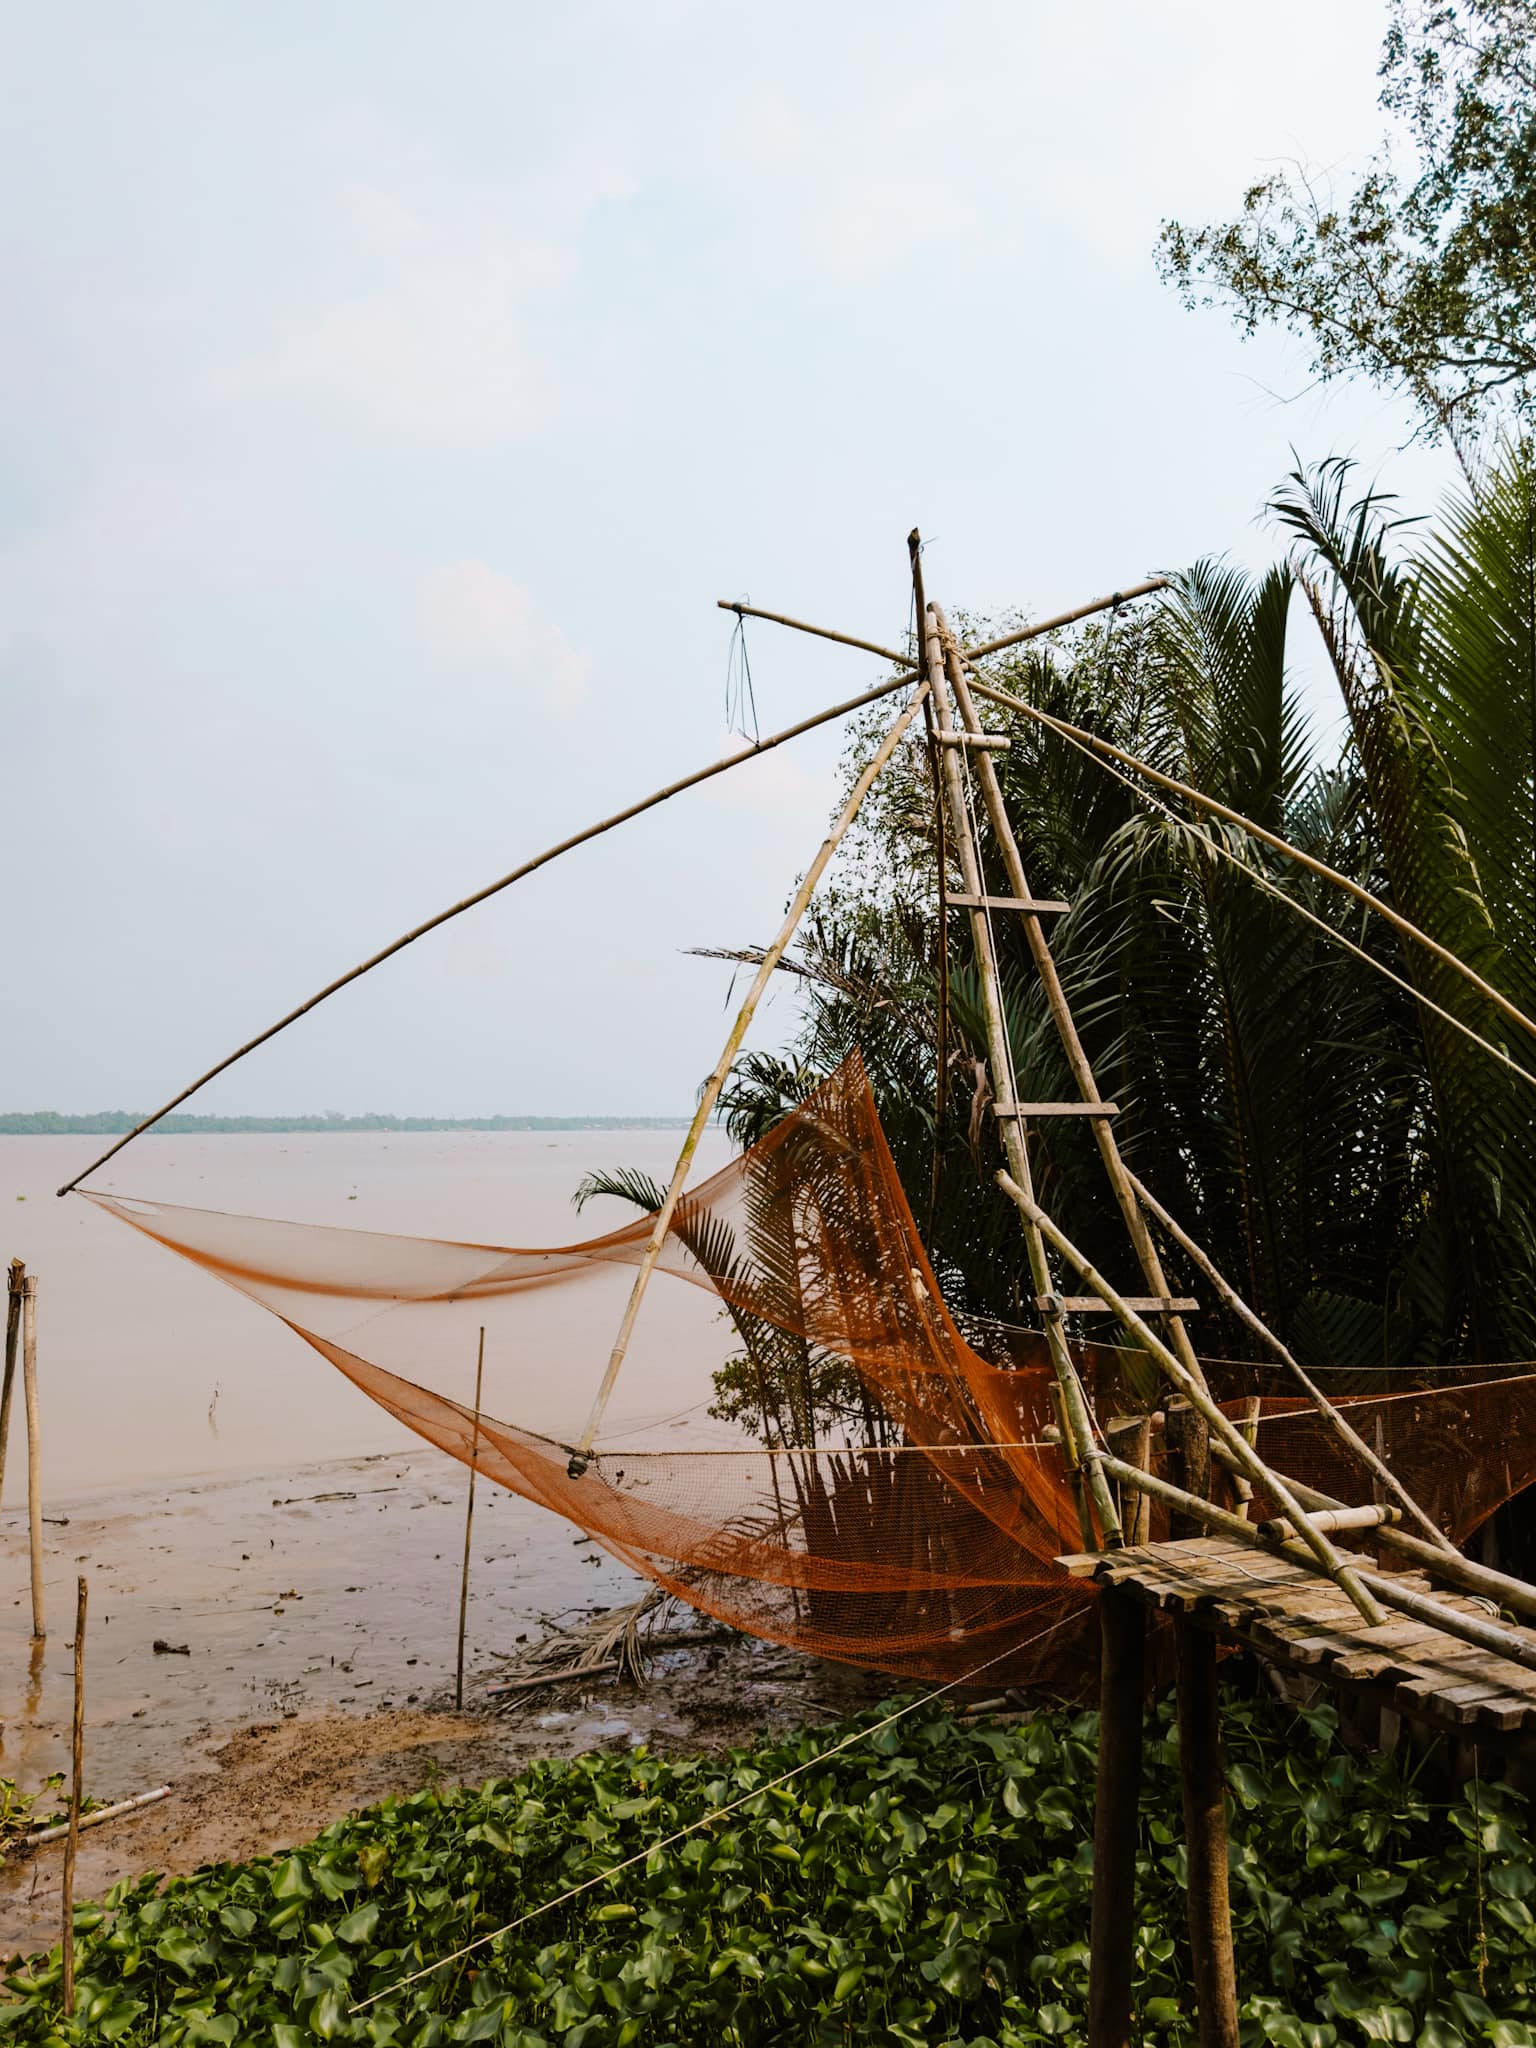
left=935, top=606, right=1207, bottom=1394
left=1126, top=1167, right=1459, bottom=1555
left=1095, top=1452, right=1536, bottom=1676
left=913, top=551, right=1119, bottom=1545
left=568, top=681, right=931, bottom=1467
left=999, top=1171, right=1385, bottom=1622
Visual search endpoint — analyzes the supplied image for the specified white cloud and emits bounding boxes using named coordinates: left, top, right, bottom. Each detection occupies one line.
left=419, top=560, right=590, bottom=703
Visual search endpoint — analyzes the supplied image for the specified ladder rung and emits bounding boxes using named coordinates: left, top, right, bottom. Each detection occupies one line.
left=935, top=731, right=1010, bottom=751
left=1039, top=1295, right=1200, bottom=1315
left=946, top=893, right=1070, bottom=914
left=993, top=1100, right=1120, bottom=1118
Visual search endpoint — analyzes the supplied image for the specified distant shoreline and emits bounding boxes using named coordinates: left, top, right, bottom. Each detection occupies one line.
left=0, top=1111, right=693, bottom=1135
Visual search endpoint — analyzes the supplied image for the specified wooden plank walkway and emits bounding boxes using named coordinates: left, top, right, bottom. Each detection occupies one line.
left=1060, top=1535, right=1536, bottom=1742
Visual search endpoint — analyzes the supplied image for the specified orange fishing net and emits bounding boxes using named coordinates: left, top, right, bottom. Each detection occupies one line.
left=84, top=1054, right=1536, bottom=1690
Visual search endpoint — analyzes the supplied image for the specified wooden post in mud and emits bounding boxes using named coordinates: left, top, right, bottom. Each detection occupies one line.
left=1089, top=1416, right=1152, bottom=2048
left=1088, top=1586, right=1147, bottom=2048
left=1165, top=1400, right=1239, bottom=2048
left=62, top=1574, right=87, bottom=2018
left=0, top=1259, right=22, bottom=1510
left=22, top=1272, right=44, bottom=1639
left=456, top=1327, right=487, bottom=1711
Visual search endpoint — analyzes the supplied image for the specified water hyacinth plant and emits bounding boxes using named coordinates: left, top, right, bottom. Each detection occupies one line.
left=2, top=1685, right=1534, bottom=2046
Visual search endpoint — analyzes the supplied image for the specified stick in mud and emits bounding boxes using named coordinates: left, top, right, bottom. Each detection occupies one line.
left=62, top=1575, right=87, bottom=2019
left=456, top=1326, right=487, bottom=1711
left=0, top=1259, right=21, bottom=1510
left=22, top=1273, right=43, bottom=1639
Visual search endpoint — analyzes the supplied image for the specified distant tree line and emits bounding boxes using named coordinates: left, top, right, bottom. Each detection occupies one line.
left=1, top=1111, right=691, bottom=1135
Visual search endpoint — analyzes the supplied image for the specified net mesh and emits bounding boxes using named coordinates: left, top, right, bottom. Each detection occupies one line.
left=85, top=1053, right=1536, bottom=1691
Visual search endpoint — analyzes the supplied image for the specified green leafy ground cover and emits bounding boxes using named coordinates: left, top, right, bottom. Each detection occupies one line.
left=2, top=1688, right=1533, bottom=2047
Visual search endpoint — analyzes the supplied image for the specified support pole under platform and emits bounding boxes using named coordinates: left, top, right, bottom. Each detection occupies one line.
left=1089, top=1587, right=1147, bottom=2048
left=1176, top=1622, right=1240, bottom=2048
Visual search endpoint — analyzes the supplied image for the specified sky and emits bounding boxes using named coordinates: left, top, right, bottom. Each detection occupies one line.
left=1, top=1, right=1460, bottom=1117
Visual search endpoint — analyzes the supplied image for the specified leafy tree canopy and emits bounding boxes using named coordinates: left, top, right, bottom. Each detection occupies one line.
left=1157, top=0, right=1536, bottom=441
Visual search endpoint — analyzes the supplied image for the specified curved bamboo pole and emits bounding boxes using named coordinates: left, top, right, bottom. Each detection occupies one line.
left=56, top=675, right=916, bottom=1198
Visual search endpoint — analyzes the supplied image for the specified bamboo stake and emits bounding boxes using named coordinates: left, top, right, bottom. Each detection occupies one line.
left=912, top=549, right=1118, bottom=1546
left=22, top=1275, right=43, bottom=1639
left=1125, top=1167, right=1459, bottom=1556
left=456, top=1326, right=486, bottom=1711
left=934, top=606, right=1207, bottom=1394
left=999, top=1172, right=1385, bottom=1623
left=961, top=674, right=1536, bottom=1058
left=568, top=680, right=930, bottom=1469
left=62, top=1575, right=87, bottom=2019
left=1177, top=1618, right=1240, bottom=2048
left=0, top=1259, right=21, bottom=1511
left=1089, top=1585, right=1146, bottom=2048
left=56, top=676, right=919, bottom=1199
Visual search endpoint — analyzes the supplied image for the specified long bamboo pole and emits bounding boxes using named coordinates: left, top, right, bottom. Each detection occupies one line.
left=998, top=1172, right=1384, bottom=1622
left=62, top=1574, right=87, bottom=2019
left=1125, top=1167, right=1458, bottom=1556
left=22, top=1275, right=44, bottom=1639
left=55, top=675, right=917, bottom=1199
left=934, top=607, right=1207, bottom=1393
left=0, top=1260, right=21, bottom=1511
left=567, top=680, right=930, bottom=1470
left=913, top=554, right=1118, bottom=1546
left=961, top=675, right=1536, bottom=1056
left=456, top=1325, right=487, bottom=1711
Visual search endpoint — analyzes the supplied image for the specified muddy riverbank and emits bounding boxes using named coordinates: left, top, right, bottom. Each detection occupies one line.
left=0, top=1447, right=883, bottom=1957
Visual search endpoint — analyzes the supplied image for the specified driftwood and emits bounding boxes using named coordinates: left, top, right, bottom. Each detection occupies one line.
left=26, top=1786, right=171, bottom=1847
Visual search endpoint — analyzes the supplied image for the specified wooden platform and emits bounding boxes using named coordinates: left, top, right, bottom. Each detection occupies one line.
left=1061, top=1535, right=1536, bottom=1742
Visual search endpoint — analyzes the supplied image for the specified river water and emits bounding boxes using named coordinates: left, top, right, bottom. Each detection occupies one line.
left=0, top=1129, right=733, bottom=1496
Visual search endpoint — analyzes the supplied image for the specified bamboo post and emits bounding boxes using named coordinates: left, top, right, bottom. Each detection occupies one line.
left=1049, top=1383, right=1096, bottom=1551
left=1164, top=1402, right=1210, bottom=1541
left=1124, top=1169, right=1458, bottom=1556
left=0, top=1259, right=21, bottom=1510
left=1177, top=1616, right=1240, bottom=2048
left=913, top=550, right=1118, bottom=1545
left=22, top=1273, right=44, bottom=1639
left=456, top=1326, right=487, bottom=1711
left=997, top=1170, right=1386, bottom=1624
left=568, top=678, right=930, bottom=1469
left=1105, top=1416, right=1152, bottom=1546
left=1088, top=1586, right=1147, bottom=2048
left=62, top=1574, right=87, bottom=2019
left=933, top=606, right=1209, bottom=1397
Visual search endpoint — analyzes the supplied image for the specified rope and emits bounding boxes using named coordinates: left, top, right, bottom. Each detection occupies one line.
left=592, top=1437, right=1058, bottom=1458
left=350, top=1609, right=1080, bottom=2014
left=1043, top=722, right=1536, bottom=1097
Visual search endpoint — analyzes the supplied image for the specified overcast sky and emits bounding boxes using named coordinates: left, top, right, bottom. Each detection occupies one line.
left=2, top=2, right=1457, bottom=1116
